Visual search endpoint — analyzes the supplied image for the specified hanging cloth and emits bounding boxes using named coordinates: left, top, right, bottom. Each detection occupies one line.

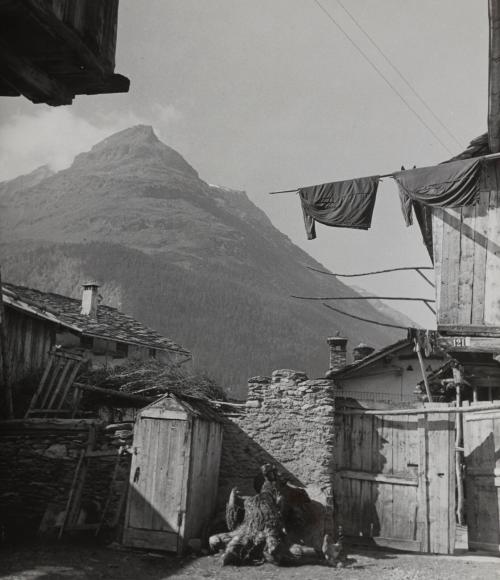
left=393, top=158, right=483, bottom=227
left=299, top=176, right=379, bottom=239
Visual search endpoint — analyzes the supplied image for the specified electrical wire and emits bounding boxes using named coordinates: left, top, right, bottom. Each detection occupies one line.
left=323, top=302, right=410, bottom=330
left=333, top=0, right=463, bottom=149
left=292, top=295, right=435, bottom=302
left=313, top=0, right=455, bottom=155
left=307, top=265, right=433, bottom=277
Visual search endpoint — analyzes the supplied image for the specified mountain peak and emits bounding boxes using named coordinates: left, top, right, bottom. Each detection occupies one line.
left=71, top=124, right=199, bottom=178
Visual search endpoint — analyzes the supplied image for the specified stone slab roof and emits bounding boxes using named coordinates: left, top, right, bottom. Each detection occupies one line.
left=2, top=282, right=190, bottom=356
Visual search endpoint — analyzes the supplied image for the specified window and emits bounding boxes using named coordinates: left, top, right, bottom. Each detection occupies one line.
left=116, top=342, right=129, bottom=357
left=80, top=336, right=93, bottom=350
left=149, top=348, right=157, bottom=359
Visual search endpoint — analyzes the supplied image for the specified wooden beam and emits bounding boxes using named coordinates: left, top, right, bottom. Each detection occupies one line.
left=73, top=382, right=155, bottom=405
left=438, top=334, right=500, bottom=353
left=0, top=418, right=99, bottom=431
left=336, top=403, right=500, bottom=415
left=0, top=268, right=13, bottom=419
left=489, top=0, right=500, bottom=152
left=339, top=469, right=418, bottom=487
left=438, top=324, right=500, bottom=337
left=23, top=0, right=112, bottom=77
left=0, top=40, right=73, bottom=105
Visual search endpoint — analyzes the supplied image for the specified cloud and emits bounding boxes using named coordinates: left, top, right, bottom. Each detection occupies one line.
left=0, top=104, right=182, bottom=182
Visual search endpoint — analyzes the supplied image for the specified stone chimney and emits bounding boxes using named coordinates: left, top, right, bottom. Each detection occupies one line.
left=80, top=281, right=100, bottom=319
left=326, top=336, right=348, bottom=372
left=353, top=342, right=375, bottom=361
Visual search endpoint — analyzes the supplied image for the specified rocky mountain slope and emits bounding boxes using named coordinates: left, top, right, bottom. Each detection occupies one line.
left=0, top=125, right=409, bottom=397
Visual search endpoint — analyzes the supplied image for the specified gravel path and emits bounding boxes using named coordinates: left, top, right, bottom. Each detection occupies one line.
left=0, top=543, right=499, bottom=580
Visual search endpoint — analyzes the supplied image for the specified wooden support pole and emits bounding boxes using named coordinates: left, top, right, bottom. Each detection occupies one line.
left=335, top=402, right=500, bottom=415
left=415, top=338, right=433, bottom=402
left=489, top=0, right=500, bottom=153
left=0, top=267, right=13, bottom=419
left=452, top=367, right=465, bottom=526
left=73, top=382, right=155, bottom=404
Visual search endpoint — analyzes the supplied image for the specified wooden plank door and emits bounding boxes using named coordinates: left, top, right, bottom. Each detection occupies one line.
left=463, top=405, right=500, bottom=552
left=123, top=416, right=191, bottom=553
left=335, top=404, right=455, bottom=554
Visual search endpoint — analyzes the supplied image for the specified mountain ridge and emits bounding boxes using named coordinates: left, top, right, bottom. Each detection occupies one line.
left=0, top=125, right=408, bottom=397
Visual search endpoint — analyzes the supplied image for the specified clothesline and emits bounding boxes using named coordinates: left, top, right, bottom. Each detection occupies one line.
left=268, top=150, right=500, bottom=195
left=307, top=265, right=435, bottom=288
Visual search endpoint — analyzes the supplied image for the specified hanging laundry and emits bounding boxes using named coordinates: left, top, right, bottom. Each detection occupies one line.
left=394, top=158, right=483, bottom=226
left=299, top=176, right=379, bottom=239
left=412, top=202, right=434, bottom=263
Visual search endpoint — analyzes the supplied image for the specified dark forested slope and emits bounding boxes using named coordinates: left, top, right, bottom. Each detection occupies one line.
left=0, top=126, right=407, bottom=397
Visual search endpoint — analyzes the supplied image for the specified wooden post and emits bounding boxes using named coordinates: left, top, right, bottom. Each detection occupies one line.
left=0, top=267, right=13, bottom=419
left=452, top=367, right=465, bottom=526
left=415, top=339, right=433, bottom=402
left=489, top=0, right=500, bottom=153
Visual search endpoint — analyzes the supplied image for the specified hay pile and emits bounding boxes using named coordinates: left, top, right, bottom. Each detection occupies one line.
left=77, top=359, right=225, bottom=402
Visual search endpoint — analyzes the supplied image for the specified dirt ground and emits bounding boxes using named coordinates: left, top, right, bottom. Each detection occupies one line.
left=0, top=542, right=499, bottom=580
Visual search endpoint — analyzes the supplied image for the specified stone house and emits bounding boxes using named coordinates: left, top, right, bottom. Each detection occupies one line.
left=325, top=332, right=445, bottom=403
left=2, top=280, right=191, bottom=387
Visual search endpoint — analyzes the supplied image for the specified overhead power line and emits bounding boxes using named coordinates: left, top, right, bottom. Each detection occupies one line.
left=313, top=0, right=455, bottom=155
left=333, top=0, right=463, bottom=149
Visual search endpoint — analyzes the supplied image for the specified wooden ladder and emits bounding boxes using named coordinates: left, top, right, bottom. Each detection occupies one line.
left=25, top=348, right=84, bottom=418
left=58, top=428, right=125, bottom=538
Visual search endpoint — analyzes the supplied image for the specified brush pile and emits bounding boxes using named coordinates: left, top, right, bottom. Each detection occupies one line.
left=77, top=359, right=225, bottom=407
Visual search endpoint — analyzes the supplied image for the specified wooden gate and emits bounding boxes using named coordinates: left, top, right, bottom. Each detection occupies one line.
left=335, top=402, right=456, bottom=554
left=124, top=416, right=190, bottom=552
left=463, top=402, right=500, bottom=553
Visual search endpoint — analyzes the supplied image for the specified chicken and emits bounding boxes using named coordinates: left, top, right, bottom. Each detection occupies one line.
left=225, top=487, right=245, bottom=531
left=322, top=526, right=347, bottom=567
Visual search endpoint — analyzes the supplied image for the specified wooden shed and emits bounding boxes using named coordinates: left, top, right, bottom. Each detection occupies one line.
left=123, top=394, right=223, bottom=554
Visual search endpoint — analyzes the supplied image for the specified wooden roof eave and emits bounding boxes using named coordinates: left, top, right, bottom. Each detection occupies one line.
left=3, top=287, right=190, bottom=356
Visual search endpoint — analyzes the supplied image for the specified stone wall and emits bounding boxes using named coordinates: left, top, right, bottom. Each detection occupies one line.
left=218, top=369, right=336, bottom=529
left=0, top=419, right=129, bottom=540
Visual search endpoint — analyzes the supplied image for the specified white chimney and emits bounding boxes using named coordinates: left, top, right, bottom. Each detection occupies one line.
left=80, top=281, right=100, bottom=318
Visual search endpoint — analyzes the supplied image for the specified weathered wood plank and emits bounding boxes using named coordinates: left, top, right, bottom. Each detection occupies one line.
left=457, top=204, right=476, bottom=325
left=471, top=187, right=491, bottom=325
left=418, top=415, right=430, bottom=552
left=464, top=408, right=500, bottom=552
left=432, top=208, right=443, bottom=320
left=339, top=470, right=417, bottom=486
left=444, top=208, right=462, bottom=325
left=427, top=413, right=455, bottom=554
left=122, top=527, right=178, bottom=552
left=484, top=163, right=500, bottom=325
left=438, top=334, right=500, bottom=353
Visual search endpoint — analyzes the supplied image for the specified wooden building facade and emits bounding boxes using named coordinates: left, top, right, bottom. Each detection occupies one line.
left=2, top=281, right=191, bottom=389
left=434, top=159, right=500, bottom=336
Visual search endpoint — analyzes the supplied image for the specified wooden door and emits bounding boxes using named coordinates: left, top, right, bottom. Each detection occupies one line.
left=463, top=404, right=500, bottom=552
left=335, top=403, right=456, bottom=554
left=123, top=416, right=191, bottom=552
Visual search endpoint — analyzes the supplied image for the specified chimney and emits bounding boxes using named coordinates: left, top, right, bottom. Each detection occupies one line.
left=353, top=342, right=375, bottom=361
left=80, top=281, right=100, bottom=318
left=326, top=336, right=348, bottom=373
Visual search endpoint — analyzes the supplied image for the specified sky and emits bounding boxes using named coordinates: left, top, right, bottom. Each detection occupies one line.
left=0, top=1, right=490, bottom=327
